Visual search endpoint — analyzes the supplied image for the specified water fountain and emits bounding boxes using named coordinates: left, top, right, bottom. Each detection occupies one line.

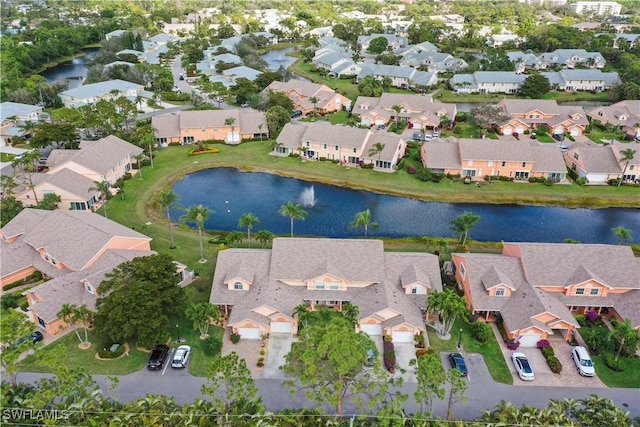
left=300, top=186, right=317, bottom=208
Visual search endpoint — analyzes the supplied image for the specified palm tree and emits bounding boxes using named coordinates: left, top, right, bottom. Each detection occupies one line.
left=349, top=209, right=379, bottom=238
left=238, top=213, right=261, bottom=247
left=186, top=302, right=220, bottom=338
left=258, top=123, right=264, bottom=143
left=73, top=304, right=92, bottom=347
left=225, top=117, right=236, bottom=142
left=608, top=318, right=638, bottom=361
left=309, top=97, right=318, bottom=120
left=57, top=303, right=83, bottom=343
left=611, top=226, right=632, bottom=245
left=618, top=148, right=636, bottom=187
left=181, top=204, right=213, bottom=262
left=255, top=229, right=274, bottom=248
left=134, top=153, right=145, bottom=179
left=158, top=190, right=179, bottom=249
left=427, top=289, right=468, bottom=337
left=89, top=181, right=111, bottom=218
left=342, top=302, right=359, bottom=326
left=225, top=230, right=244, bottom=247
left=113, top=180, right=125, bottom=200
left=450, top=211, right=481, bottom=247
left=278, top=201, right=308, bottom=237
left=392, top=104, right=402, bottom=128
left=368, top=142, right=385, bottom=167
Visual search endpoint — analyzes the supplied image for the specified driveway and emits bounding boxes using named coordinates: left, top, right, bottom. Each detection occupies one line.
left=260, top=333, right=294, bottom=379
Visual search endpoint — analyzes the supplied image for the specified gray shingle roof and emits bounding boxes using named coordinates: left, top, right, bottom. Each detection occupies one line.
left=566, top=142, right=622, bottom=174
left=28, top=168, right=96, bottom=198
left=0, top=102, right=42, bottom=121
left=421, top=138, right=462, bottom=170
left=59, top=79, right=143, bottom=100
left=276, top=123, right=308, bottom=149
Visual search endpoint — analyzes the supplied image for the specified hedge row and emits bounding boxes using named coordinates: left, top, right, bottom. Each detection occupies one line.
left=383, top=340, right=395, bottom=373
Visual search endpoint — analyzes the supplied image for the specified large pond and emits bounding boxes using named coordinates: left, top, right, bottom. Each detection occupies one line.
left=171, top=168, right=639, bottom=244
left=41, top=47, right=99, bottom=90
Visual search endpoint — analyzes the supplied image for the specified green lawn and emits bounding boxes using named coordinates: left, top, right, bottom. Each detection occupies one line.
left=585, top=128, right=627, bottom=145
left=427, top=318, right=513, bottom=385
left=591, top=355, right=640, bottom=388
left=437, top=89, right=610, bottom=104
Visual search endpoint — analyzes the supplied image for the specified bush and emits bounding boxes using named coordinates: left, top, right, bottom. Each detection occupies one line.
left=576, top=177, right=588, bottom=186
left=202, top=335, right=221, bottom=356
left=383, top=340, right=396, bottom=372
left=407, top=165, right=417, bottom=174
left=536, top=339, right=550, bottom=349
left=586, top=310, right=599, bottom=323
left=189, top=147, right=220, bottom=156
left=257, top=361, right=264, bottom=368
left=603, top=353, right=625, bottom=372
left=574, top=314, right=587, bottom=327
left=319, top=157, right=327, bottom=162
left=230, top=332, right=241, bottom=344
left=415, top=348, right=432, bottom=358
left=414, top=334, right=425, bottom=348
left=258, top=356, right=265, bottom=363
left=542, top=346, right=555, bottom=358
left=546, top=356, right=562, bottom=373
left=361, top=162, right=374, bottom=169
left=98, top=344, right=125, bottom=359
left=495, top=318, right=509, bottom=342
left=506, top=339, right=520, bottom=350
left=472, top=322, right=492, bottom=343
left=1, top=293, right=22, bottom=310
left=259, top=349, right=266, bottom=356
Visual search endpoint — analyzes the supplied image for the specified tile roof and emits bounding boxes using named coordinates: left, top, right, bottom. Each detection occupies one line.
left=265, top=80, right=335, bottom=99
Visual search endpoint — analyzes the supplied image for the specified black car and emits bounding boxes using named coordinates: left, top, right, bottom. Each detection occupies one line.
left=14, top=331, right=44, bottom=348
left=552, top=133, right=565, bottom=141
left=448, top=352, right=468, bottom=376
left=147, top=344, right=170, bottom=370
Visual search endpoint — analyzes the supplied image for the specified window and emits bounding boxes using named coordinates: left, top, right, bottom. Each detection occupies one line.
left=315, top=281, right=325, bottom=290
left=574, top=153, right=579, bottom=160
left=495, top=288, right=506, bottom=297
left=488, top=161, right=493, bottom=166
left=590, top=288, right=599, bottom=295
left=459, top=263, right=466, bottom=278
left=353, top=148, right=357, bottom=153
left=501, top=161, right=506, bottom=167
left=468, top=160, right=473, bottom=166
left=306, top=141, right=310, bottom=147
left=323, top=144, right=327, bottom=149
left=411, top=286, right=419, bottom=294
left=70, top=201, right=87, bottom=211
left=575, top=288, right=585, bottom=295
left=329, top=282, right=339, bottom=290
left=335, top=145, right=339, bottom=150
left=522, top=162, right=526, bottom=167
left=234, top=282, right=243, bottom=290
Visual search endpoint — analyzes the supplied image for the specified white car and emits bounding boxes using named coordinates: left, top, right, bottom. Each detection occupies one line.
left=572, top=346, right=595, bottom=377
left=171, top=345, right=191, bottom=368
left=511, top=352, right=534, bottom=381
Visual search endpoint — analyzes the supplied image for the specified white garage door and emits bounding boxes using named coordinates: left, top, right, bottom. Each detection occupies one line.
left=360, top=323, right=382, bottom=336
left=392, top=331, right=414, bottom=343
left=587, top=173, right=607, bottom=184
left=570, top=129, right=579, bottom=136
left=503, top=128, right=513, bottom=135
left=237, top=327, right=260, bottom=340
left=515, top=127, right=525, bottom=134
left=270, top=321, right=291, bottom=334
left=518, top=334, right=541, bottom=347
left=362, top=119, right=371, bottom=126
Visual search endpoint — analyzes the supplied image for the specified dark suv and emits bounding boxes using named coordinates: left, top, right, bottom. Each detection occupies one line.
left=147, top=344, right=170, bottom=370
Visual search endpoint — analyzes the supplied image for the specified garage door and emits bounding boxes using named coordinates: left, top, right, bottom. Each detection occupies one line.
left=503, top=128, right=513, bottom=135
left=360, top=323, right=382, bottom=336
left=392, top=331, right=414, bottom=343
left=270, top=321, right=291, bottom=334
left=518, top=334, right=541, bottom=347
left=515, top=127, right=525, bottom=134
left=361, top=119, right=371, bottom=126
left=570, top=129, right=579, bottom=136
left=237, top=327, right=260, bottom=340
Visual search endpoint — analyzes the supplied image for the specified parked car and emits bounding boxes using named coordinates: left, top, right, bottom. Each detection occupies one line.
left=377, top=123, right=386, bottom=130
left=290, top=110, right=303, bottom=118
left=511, top=352, right=534, bottom=381
left=552, top=133, right=565, bottom=141
left=530, top=133, right=537, bottom=139
left=171, top=345, right=191, bottom=368
left=364, top=349, right=376, bottom=367
left=572, top=346, right=595, bottom=377
left=240, top=103, right=249, bottom=108
left=14, top=331, right=44, bottom=348
left=147, top=344, right=170, bottom=370
left=560, top=145, right=569, bottom=151
left=448, top=352, right=468, bottom=376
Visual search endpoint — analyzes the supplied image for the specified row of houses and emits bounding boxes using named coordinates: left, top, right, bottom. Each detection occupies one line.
left=0, top=102, right=47, bottom=145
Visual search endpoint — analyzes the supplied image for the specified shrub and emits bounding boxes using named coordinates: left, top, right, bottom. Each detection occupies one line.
left=603, top=353, right=625, bottom=372
left=189, top=147, right=220, bottom=156
left=230, top=332, right=241, bottom=344
left=495, top=318, right=509, bottom=342
left=319, top=157, right=327, bottom=162
left=576, top=177, right=588, bottom=186
left=257, top=361, right=264, bottom=368
left=536, top=339, right=551, bottom=349
left=202, top=335, right=221, bottom=356
left=415, top=349, right=430, bottom=358
left=383, top=340, right=396, bottom=372
left=546, top=356, right=562, bottom=373
left=506, top=339, right=520, bottom=350
left=98, top=344, right=125, bottom=359
left=361, top=162, right=374, bottom=169
left=259, top=349, right=265, bottom=356
left=414, top=334, right=425, bottom=348
left=586, top=310, right=599, bottom=323
left=574, top=314, right=587, bottom=327
left=542, top=346, right=555, bottom=358
left=258, top=356, right=265, bottom=363
left=472, top=322, right=492, bottom=343
left=407, top=165, right=417, bottom=174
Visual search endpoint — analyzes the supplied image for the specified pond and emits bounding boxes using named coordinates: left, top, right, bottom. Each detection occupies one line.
left=40, top=47, right=99, bottom=90
left=171, top=168, right=639, bottom=244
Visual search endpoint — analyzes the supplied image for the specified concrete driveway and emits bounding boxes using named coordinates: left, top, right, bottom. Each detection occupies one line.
left=261, top=333, right=294, bottom=379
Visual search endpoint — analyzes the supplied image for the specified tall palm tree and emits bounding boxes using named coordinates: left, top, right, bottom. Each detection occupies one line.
left=278, top=201, right=307, bottom=237
left=392, top=104, right=402, bottom=128
left=618, top=148, right=636, bottom=187
left=238, top=213, right=261, bottom=247
left=255, top=229, right=274, bottom=248
left=427, top=289, right=467, bottom=337
left=309, top=97, right=318, bottom=120
left=181, top=204, right=213, bottom=262
left=73, top=304, right=92, bottom=346
left=368, top=142, right=386, bottom=166
left=57, top=303, right=83, bottom=343
left=349, top=209, right=379, bottom=238
left=134, top=153, right=145, bottom=179
left=89, top=181, right=111, bottom=218
left=608, top=318, right=637, bottom=361
left=225, top=117, right=236, bottom=142
left=611, top=226, right=632, bottom=245
left=186, top=302, right=220, bottom=338
left=450, top=211, right=481, bottom=247
left=258, top=123, right=264, bottom=143
left=158, top=190, right=180, bottom=249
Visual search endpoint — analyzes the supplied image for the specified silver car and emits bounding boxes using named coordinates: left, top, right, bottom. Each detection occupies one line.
left=171, top=345, right=191, bottom=368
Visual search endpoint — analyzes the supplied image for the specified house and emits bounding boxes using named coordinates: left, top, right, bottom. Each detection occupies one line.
left=274, top=122, right=406, bottom=172
left=352, top=93, right=456, bottom=131
left=58, top=79, right=146, bottom=108
left=104, top=29, right=127, bottom=41
left=420, top=138, right=567, bottom=182
left=357, top=33, right=408, bottom=52
left=357, top=64, right=437, bottom=90
left=222, top=65, right=262, bottom=82
left=1, top=210, right=191, bottom=336
left=210, top=238, right=442, bottom=342
left=263, top=80, right=352, bottom=116
left=312, top=52, right=362, bottom=78
left=399, top=50, right=467, bottom=72
left=506, top=51, right=545, bottom=74
left=486, top=34, right=523, bottom=48
left=612, top=34, right=640, bottom=49
left=563, top=141, right=639, bottom=184
left=568, top=1, right=622, bottom=16
left=586, top=100, right=640, bottom=140
left=497, top=99, right=589, bottom=136
left=539, top=49, right=606, bottom=69
left=0, top=102, right=46, bottom=144
left=152, top=109, right=267, bottom=145
left=541, top=69, right=620, bottom=92
left=451, top=242, right=639, bottom=346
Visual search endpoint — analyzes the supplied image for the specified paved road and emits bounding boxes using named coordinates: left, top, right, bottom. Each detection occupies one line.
left=16, top=368, right=640, bottom=420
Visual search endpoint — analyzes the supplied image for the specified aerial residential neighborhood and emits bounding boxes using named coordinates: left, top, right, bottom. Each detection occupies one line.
left=0, top=0, right=639, bottom=425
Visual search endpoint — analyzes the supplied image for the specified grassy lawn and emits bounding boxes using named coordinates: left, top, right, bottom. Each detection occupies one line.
left=535, top=133, right=555, bottom=143
left=585, top=128, right=627, bottom=145
left=437, top=89, right=610, bottom=104
left=427, top=318, right=513, bottom=384
left=1, top=153, right=16, bottom=162
left=591, top=355, right=640, bottom=388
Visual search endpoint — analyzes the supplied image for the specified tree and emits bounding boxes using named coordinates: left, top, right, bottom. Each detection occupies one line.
left=618, top=148, right=636, bottom=187
left=185, top=302, right=220, bottom=338
left=89, top=181, right=111, bottom=218
left=225, top=230, right=244, bottom=248
left=57, top=303, right=82, bottom=342
left=349, top=209, right=379, bottom=238
left=94, top=254, right=185, bottom=348
left=12, top=150, right=41, bottom=205
left=358, top=76, right=383, bottom=97
left=73, top=304, right=92, bottom=347
left=278, top=201, right=308, bottom=237
left=392, top=104, right=402, bottom=128
left=265, top=105, right=291, bottom=139
left=445, top=367, right=468, bottom=420
left=611, top=226, right=632, bottom=245
left=36, top=192, right=61, bottom=210
left=225, top=116, right=237, bottom=143
left=157, top=190, right=179, bottom=249
left=29, top=123, right=78, bottom=149
left=368, top=36, right=389, bottom=54
left=608, top=318, right=638, bottom=361
left=368, top=142, right=386, bottom=165
left=201, top=352, right=263, bottom=417
left=238, top=213, right=261, bottom=247
left=470, top=104, right=511, bottom=132
left=1, top=308, right=38, bottom=387
left=414, top=352, right=446, bottom=417
left=282, top=316, right=396, bottom=416
left=255, top=229, right=274, bottom=248
left=520, top=73, right=551, bottom=98
left=427, top=288, right=468, bottom=337
left=450, top=211, right=481, bottom=247
left=181, top=204, right=213, bottom=262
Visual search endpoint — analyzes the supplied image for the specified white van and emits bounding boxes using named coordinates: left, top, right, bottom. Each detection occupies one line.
left=572, top=346, right=595, bottom=377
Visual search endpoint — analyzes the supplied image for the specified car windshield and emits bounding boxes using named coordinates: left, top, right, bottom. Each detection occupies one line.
left=581, top=359, right=593, bottom=367
left=519, top=358, right=532, bottom=373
